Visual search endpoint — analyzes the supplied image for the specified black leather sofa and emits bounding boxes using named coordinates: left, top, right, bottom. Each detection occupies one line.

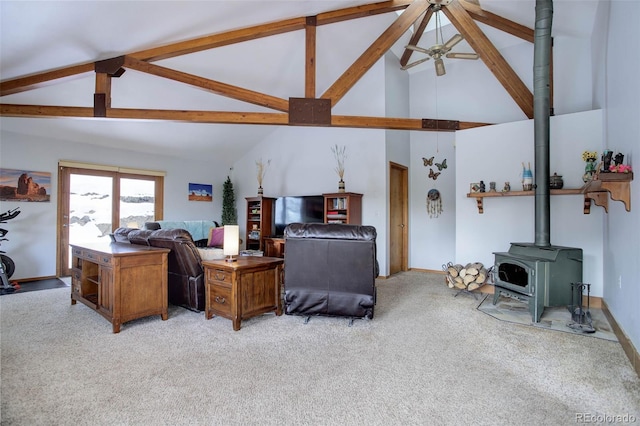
left=113, top=227, right=206, bottom=312
left=283, top=223, right=378, bottom=321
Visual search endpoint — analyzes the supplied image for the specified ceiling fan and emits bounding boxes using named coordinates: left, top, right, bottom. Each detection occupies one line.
left=402, top=5, right=479, bottom=76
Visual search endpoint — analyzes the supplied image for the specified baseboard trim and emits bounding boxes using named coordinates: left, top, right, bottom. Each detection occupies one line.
left=409, top=268, right=444, bottom=274
left=12, top=275, right=58, bottom=283
left=602, top=300, right=640, bottom=378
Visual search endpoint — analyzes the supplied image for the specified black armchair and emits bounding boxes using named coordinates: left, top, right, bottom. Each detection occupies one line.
left=283, top=223, right=378, bottom=321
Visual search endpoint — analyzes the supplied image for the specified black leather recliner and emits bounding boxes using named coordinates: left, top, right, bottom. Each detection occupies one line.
left=283, top=223, right=378, bottom=321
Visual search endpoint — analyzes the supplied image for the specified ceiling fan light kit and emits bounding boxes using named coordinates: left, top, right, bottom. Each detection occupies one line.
left=402, top=3, right=479, bottom=76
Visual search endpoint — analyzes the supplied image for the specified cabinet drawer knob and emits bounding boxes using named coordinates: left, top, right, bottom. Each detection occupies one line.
left=214, top=296, right=226, bottom=304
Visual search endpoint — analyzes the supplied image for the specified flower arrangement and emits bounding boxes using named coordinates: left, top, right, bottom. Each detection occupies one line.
left=331, top=144, right=347, bottom=181
left=582, top=151, right=598, bottom=162
left=609, top=164, right=632, bottom=173
left=255, top=158, right=271, bottom=188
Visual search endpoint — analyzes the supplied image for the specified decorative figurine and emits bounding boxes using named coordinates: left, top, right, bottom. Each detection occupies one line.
left=489, top=181, right=497, bottom=192
left=479, top=181, right=486, bottom=193
left=502, top=182, right=511, bottom=192
left=582, top=151, right=598, bottom=182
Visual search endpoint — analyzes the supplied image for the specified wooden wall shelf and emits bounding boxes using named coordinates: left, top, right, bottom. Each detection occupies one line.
left=466, top=172, right=633, bottom=214
left=467, top=189, right=583, bottom=214
left=581, top=172, right=633, bottom=213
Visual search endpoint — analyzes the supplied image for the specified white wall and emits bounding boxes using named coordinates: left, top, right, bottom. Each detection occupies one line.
left=409, top=131, right=456, bottom=271
left=229, top=125, right=388, bottom=272
left=602, top=0, right=640, bottom=353
left=455, top=110, right=605, bottom=296
left=0, top=131, right=230, bottom=280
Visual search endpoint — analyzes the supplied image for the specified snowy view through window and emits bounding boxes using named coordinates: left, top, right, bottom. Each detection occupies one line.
left=69, top=175, right=155, bottom=246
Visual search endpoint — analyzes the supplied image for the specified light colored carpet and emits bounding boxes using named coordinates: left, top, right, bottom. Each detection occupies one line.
left=1, top=271, right=639, bottom=425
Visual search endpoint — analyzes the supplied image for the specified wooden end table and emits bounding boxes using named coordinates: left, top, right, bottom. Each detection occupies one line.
left=202, top=256, right=284, bottom=331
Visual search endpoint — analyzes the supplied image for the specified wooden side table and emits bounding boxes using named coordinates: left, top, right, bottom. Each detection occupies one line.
left=203, top=256, right=284, bottom=331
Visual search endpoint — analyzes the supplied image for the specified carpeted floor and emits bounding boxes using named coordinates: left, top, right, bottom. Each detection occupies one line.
left=0, top=278, right=69, bottom=295
left=1, top=271, right=638, bottom=425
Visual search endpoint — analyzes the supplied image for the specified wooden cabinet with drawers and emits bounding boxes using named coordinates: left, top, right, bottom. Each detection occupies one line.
left=70, top=242, right=169, bottom=333
left=203, top=257, right=284, bottom=330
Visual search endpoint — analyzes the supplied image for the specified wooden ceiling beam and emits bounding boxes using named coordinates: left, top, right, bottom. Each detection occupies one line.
left=331, top=115, right=490, bottom=131
left=128, top=1, right=414, bottom=63
left=0, top=103, right=490, bottom=131
left=122, top=56, right=289, bottom=112
left=322, top=0, right=430, bottom=107
left=461, top=6, right=534, bottom=43
left=129, top=18, right=307, bottom=63
left=443, top=1, right=533, bottom=118
left=305, top=17, right=317, bottom=98
left=316, top=0, right=412, bottom=25
left=400, top=8, right=434, bottom=68
left=0, top=63, right=94, bottom=97
left=0, top=104, right=95, bottom=118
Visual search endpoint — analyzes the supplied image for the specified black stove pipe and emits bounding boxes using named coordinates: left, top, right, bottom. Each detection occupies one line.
left=533, top=0, right=553, bottom=247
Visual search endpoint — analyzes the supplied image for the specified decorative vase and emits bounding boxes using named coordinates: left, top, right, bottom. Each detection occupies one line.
left=583, top=159, right=597, bottom=182
left=522, top=166, right=533, bottom=191
left=549, top=173, right=564, bottom=189
left=338, top=179, right=345, bottom=193
left=258, top=186, right=263, bottom=195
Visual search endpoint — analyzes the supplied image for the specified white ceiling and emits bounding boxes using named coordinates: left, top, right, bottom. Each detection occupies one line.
left=0, top=0, right=599, bottom=161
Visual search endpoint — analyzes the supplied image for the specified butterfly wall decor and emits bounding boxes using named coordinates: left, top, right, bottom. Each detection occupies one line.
left=422, top=156, right=434, bottom=167
left=435, top=159, right=447, bottom=171
left=428, top=168, right=441, bottom=180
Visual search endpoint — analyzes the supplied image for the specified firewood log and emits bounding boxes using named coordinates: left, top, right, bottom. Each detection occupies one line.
left=463, top=274, right=476, bottom=285
left=445, top=275, right=455, bottom=288
left=447, top=264, right=463, bottom=278
left=475, top=267, right=487, bottom=284
left=467, top=282, right=480, bottom=291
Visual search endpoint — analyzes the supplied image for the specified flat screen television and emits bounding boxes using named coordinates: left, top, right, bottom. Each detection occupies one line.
left=274, top=195, right=324, bottom=236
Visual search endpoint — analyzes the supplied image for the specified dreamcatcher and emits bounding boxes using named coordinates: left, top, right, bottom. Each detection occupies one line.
left=427, top=189, right=442, bottom=218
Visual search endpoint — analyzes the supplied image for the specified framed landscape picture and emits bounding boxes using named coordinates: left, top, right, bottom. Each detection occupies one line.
left=188, top=183, right=213, bottom=202
left=0, top=168, right=51, bottom=202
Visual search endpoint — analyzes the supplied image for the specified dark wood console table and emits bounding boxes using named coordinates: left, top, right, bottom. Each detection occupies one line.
left=70, top=242, right=169, bottom=333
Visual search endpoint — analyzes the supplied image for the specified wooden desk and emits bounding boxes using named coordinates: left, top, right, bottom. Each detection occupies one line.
left=70, top=242, right=169, bottom=333
left=203, top=256, right=284, bottom=330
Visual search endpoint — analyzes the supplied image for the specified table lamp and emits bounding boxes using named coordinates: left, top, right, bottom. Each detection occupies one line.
left=223, top=225, right=239, bottom=262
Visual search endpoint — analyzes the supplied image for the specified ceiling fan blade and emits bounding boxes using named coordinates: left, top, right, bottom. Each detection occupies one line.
left=443, top=34, right=464, bottom=51
left=401, top=57, right=431, bottom=70
left=405, top=44, right=431, bottom=55
left=434, top=58, right=446, bottom=76
left=446, top=52, right=479, bottom=60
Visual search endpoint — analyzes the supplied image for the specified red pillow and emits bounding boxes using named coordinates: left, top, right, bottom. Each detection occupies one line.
left=207, top=227, right=224, bottom=247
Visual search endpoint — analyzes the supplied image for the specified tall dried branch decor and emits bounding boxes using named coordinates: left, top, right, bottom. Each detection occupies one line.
left=331, top=144, right=347, bottom=180
left=255, top=158, right=271, bottom=187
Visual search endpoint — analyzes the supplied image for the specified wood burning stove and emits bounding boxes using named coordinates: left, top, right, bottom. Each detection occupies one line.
left=493, top=243, right=582, bottom=322
left=490, top=1, right=584, bottom=323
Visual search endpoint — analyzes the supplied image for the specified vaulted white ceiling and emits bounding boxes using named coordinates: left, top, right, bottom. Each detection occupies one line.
left=0, top=0, right=600, bottom=161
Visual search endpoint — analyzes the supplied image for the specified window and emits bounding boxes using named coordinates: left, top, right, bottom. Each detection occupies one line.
left=57, top=161, right=165, bottom=276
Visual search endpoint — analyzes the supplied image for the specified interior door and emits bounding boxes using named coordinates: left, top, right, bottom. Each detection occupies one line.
left=389, top=162, right=408, bottom=275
